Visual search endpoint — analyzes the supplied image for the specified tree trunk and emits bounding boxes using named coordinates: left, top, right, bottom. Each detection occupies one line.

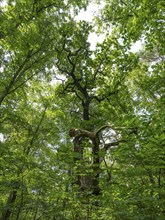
left=70, top=128, right=101, bottom=196
left=1, top=190, right=17, bottom=220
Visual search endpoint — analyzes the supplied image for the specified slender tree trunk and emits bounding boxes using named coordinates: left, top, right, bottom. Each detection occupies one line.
left=16, top=190, right=24, bottom=220
left=1, top=190, right=17, bottom=220
left=1, top=107, right=47, bottom=220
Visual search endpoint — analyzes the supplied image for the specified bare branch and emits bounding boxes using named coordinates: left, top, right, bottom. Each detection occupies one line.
left=69, top=128, right=95, bottom=140
left=104, top=140, right=125, bottom=151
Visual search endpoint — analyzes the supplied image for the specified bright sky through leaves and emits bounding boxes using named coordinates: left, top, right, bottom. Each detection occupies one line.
left=76, top=2, right=142, bottom=52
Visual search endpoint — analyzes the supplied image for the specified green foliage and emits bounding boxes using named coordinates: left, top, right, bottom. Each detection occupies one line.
left=0, top=0, right=164, bottom=219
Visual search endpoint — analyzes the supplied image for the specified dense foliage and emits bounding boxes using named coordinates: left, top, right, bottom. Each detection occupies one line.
left=0, top=0, right=164, bottom=219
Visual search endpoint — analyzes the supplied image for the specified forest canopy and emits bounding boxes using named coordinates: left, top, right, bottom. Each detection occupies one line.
left=0, top=0, right=164, bottom=219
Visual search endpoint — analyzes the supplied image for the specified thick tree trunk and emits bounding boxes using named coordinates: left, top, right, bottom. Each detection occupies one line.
left=73, top=136, right=84, bottom=188
left=82, top=97, right=90, bottom=121
left=70, top=128, right=101, bottom=195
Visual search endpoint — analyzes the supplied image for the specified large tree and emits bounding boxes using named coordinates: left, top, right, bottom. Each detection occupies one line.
left=0, top=0, right=164, bottom=219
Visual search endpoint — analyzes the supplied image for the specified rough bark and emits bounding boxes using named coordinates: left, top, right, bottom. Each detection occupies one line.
left=69, top=128, right=100, bottom=195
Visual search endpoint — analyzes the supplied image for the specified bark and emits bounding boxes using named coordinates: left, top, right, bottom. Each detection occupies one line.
left=73, top=136, right=84, bottom=187
left=69, top=125, right=125, bottom=195
left=82, top=98, right=90, bottom=121
left=1, top=190, right=17, bottom=220
left=70, top=128, right=100, bottom=195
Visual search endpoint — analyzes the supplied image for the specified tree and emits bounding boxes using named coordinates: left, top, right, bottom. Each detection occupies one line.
left=0, top=1, right=89, bottom=219
left=0, top=0, right=164, bottom=219
left=95, top=0, right=165, bottom=218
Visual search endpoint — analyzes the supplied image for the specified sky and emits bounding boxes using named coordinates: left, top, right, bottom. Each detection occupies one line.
left=75, top=2, right=105, bottom=50
left=0, top=1, right=143, bottom=142
left=75, top=2, right=142, bottom=52
left=0, top=0, right=142, bottom=52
